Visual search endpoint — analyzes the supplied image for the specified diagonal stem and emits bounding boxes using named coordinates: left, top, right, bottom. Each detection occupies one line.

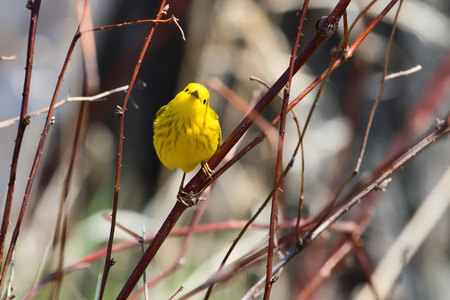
left=117, top=1, right=351, bottom=298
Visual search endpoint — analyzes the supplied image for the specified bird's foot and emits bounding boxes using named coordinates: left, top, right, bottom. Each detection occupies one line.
left=201, top=162, right=214, bottom=179
left=177, top=190, right=205, bottom=207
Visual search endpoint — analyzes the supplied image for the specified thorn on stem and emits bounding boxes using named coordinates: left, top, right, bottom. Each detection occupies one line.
left=22, top=115, right=31, bottom=126
left=109, top=258, right=116, bottom=267
left=168, top=285, right=184, bottom=300
left=137, top=80, right=147, bottom=90
left=296, top=10, right=306, bottom=20
left=26, top=0, right=33, bottom=10
left=115, top=106, right=123, bottom=115
left=162, top=4, right=170, bottom=14
left=435, top=118, right=444, bottom=129
left=283, top=84, right=290, bottom=98
left=375, top=178, right=392, bottom=192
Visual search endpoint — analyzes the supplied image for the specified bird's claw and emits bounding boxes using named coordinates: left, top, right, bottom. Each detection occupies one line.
left=177, top=190, right=205, bottom=207
left=201, top=162, right=214, bottom=179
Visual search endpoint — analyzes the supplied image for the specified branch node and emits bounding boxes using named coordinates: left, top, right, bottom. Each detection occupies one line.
left=109, top=258, right=116, bottom=267
left=22, top=115, right=31, bottom=126
left=283, top=84, right=290, bottom=98
left=316, top=17, right=339, bottom=41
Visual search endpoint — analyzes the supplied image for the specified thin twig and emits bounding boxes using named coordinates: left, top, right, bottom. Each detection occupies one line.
left=51, top=100, right=87, bottom=299
left=141, top=225, right=148, bottom=300
left=5, top=251, right=15, bottom=300
left=199, top=0, right=385, bottom=195
left=206, top=77, right=278, bottom=150
left=203, top=82, right=305, bottom=299
left=385, top=64, right=422, bottom=80
left=300, top=0, right=392, bottom=243
left=23, top=263, right=90, bottom=300
left=0, top=0, right=85, bottom=291
left=355, top=0, right=402, bottom=172
left=117, top=2, right=353, bottom=297
left=81, top=15, right=186, bottom=41
left=296, top=241, right=353, bottom=300
left=0, top=85, right=128, bottom=128
left=246, top=0, right=404, bottom=295
left=293, top=112, right=305, bottom=243
left=355, top=154, right=450, bottom=300
left=244, top=114, right=450, bottom=298
left=18, top=218, right=368, bottom=299
left=351, top=234, right=381, bottom=300
left=110, top=1, right=169, bottom=298
left=0, top=55, right=17, bottom=61
left=51, top=3, right=101, bottom=296
left=187, top=0, right=352, bottom=194
left=129, top=199, right=209, bottom=300
left=0, top=0, right=41, bottom=279
left=103, top=214, right=142, bottom=240
left=264, top=1, right=309, bottom=297
left=168, top=286, right=184, bottom=300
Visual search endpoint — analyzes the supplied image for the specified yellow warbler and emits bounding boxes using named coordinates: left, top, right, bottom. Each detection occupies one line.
left=153, top=83, right=222, bottom=196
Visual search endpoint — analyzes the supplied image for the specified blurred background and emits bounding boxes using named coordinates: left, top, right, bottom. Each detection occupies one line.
left=0, top=0, right=449, bottom=299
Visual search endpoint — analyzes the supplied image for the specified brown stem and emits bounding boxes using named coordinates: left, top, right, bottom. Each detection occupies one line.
left=118, top=1, right=351, bottom=297
left=117, top=202, right=187, bottom=299
left=245, top=114, right=450, bottom=297
left=185, top=0, right=352, bottom=196
left=0, top=0, right=88, bottom=291
left=129, top=200, right=208, bottom=299
left=98, top=1, right=168, bottom=298
left=264, top=2, right=309, bottom=298
left=51, top=102, right=87, bottom=299
left=0, top=0, right=41, bottom=276
left=303, top=0, right=402, bottom=242
left=200, top=0, right=392, bottom=195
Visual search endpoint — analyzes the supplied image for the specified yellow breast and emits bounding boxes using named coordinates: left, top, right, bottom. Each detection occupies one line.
left=153, top=83, right=222, bottom=173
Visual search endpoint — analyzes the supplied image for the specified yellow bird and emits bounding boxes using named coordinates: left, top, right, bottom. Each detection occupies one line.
left=153, top=83, right=222, bottom=200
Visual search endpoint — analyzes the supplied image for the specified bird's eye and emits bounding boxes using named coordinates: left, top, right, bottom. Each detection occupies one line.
left=184, top=88, right=189, bottom=92
left=203, top=99, right=206, bottom=105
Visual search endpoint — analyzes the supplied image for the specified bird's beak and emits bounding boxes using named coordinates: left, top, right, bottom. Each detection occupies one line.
left=190, top=90, right=200, bottom=99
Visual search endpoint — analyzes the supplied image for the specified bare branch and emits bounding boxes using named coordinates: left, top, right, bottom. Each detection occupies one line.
left=0, top=85, right=128, bottom=128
